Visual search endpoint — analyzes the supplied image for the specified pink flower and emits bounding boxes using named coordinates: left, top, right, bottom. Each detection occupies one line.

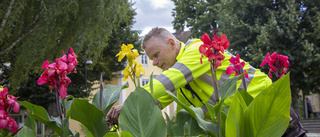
left=0, top=88, right=19, bottom=132
left=7, top=117, right=18, bottom=132
left=260, top=52, right=290, bottom=79
left=0, top=110, right=8, bottom=129
left=7, top=95, right=20, bottom=113
left=226, top=54, right=248, bottom=78
left=38, top=47, right=78, bottom=99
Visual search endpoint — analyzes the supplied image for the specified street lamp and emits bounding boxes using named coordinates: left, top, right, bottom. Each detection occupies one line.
left=85, top=45, right=92, bottom=92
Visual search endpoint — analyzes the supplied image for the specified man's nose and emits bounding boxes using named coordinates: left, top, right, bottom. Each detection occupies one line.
left=153, top=59, right=158, bottom=66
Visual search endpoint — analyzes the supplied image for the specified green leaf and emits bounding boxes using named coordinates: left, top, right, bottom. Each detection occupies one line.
left=184, top=122, right=190, bottom=136
left=18, top=101, right=63, bottom=136
left=92, top=83, right=128, bottom=116
left=239, top=88, right=254, bottom=106
left=165, top=112, right=174, bottom=136
left=205, top=103, right=218, bottom=124
left=103, top=131, right=133, bottom=137
left=23, top=113, right=36, bottom=132
left=165, top=90, right=218, bottom=137
left=70, top=98, right=109, bottom=137
left=225, top=92, right=247, bottom=137
left=82, top=124, right=94, bottom=137
left=174, top=109, right=207, bottom=136
left=16, top=126, right=37, bottom=137
left=119, top=87, right=167, bottom=137
left=220, top=111, right=227, bottom=137
left=150, top=72, right=154, bottom=97
left=65, top=99, right=73, bottom=119
left=220, top=75, right=240, bottom=100
left=244, top=73, right=291, bottom=137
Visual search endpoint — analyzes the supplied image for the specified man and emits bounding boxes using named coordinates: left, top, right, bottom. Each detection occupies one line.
left=107, top=27, right=271, bottom=121
left=107, top=27, right=306, bottom=136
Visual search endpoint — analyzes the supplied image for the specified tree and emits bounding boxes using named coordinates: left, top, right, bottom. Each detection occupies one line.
left=0, top=0, right=140, bottom=107
left=172, top=0, right=320, bottom=111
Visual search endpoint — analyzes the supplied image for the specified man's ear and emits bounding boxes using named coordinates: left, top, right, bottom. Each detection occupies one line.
left=168, top=38, right=175, bottom=48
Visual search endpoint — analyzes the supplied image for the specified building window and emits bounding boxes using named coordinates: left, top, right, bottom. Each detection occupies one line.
left=141, top=53, right=149, bottom=66
left=140, top=78, right=150, bottom=87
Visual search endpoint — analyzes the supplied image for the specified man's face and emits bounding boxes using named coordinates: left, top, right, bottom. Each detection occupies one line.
left=144, top=37, right=177, bottom=70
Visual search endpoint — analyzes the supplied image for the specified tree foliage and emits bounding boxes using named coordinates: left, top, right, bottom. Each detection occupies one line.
left=172, top=0, right=320, bottom=110
left=0, top=0, right=140, bottom=106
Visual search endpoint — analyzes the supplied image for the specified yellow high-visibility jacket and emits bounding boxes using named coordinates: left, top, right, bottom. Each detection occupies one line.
left=143, top=39, right=272, bottom=111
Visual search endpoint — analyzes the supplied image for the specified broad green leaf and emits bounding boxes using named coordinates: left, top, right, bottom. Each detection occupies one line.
left=220, top=111, right=227, bottom=137
left=205, top=103, right=218, bottom=124
left=18, top=101, right=63, bottom=136
left=165, top=90, right=218, bottom=137
left=239, top=88, right=254, bottom=106
left=244, top=73, right=291, bottom=137
left=82, top=124, right=94, bottom=137
left=23, top=112, right=36, bottom=132
left=174, top=109, right=207, bottom=136
left=103, top=131, right=133, bottom=137
left=225, top=92, right=247, bottom=137
left=65, top=99, right=73, bottom=119
left=184, top=122, right=190, bottom=136
left=92, top=83, right=128, bottom=116
left=165, top=112, right=174, bottom=136
left=220, top=75, right=240, bottom=100
left=16, top=126, right=37, bottom=137
left=70, top=98, right=109, bottom=137
left=119, top=87, right=167, bottom=137
left=62, top=118, right=74, bottom=137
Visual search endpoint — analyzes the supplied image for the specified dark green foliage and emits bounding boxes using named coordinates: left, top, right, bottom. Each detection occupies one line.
left=172, top=0, right=320, bottom=110
left=0, top=0, right=140, bottom=107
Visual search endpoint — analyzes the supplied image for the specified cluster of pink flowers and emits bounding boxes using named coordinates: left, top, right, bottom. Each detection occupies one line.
left=0, top=88, right=19, bottom=132
left=226, top=54, right=249, bottom=78
left=260, top=52, right=290, bottom=79
left=199, top=33, right=230, bottom=69
left=37, top=47, right=78, bottom=98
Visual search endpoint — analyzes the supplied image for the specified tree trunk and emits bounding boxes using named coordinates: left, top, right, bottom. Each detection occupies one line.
left=291, top=88, right=299, bottom=113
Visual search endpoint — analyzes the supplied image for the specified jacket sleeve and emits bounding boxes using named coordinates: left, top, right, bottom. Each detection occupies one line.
left=143, top=40, right=210, bottom=106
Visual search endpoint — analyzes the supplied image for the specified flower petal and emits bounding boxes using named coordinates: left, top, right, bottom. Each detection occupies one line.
left=42, top=60, right=50, bottom=69
left=226, top=66, right=235, bottom=75
left=201, top=33, right=212, bottom=45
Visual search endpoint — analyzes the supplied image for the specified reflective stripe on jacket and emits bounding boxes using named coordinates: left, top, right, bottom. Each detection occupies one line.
left=143, top=39, right=272, bottom=110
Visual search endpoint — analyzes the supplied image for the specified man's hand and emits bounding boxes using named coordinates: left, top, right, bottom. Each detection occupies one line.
left=107, top=104, right=123, bottom=125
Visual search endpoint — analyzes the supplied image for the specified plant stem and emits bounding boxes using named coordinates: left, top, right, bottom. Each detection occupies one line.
left=240, top=67, right=248, bottom=92
left=100, top=73, right=103, bottom=110
left=55, top=88, right=63, bottom=119
left=210, top=62, right=220, bottom=103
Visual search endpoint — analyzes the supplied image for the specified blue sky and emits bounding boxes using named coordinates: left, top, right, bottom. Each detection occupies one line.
left=131, top=0, right=175, bottom=36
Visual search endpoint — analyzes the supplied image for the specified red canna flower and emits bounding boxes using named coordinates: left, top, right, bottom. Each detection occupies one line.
left=199, top=33, right=229, bottom=69
left=260, top=52, right=290, bottom=79
left=226, top=54, right=248, bottom=78
left=212, top=34, right=230, bottom=53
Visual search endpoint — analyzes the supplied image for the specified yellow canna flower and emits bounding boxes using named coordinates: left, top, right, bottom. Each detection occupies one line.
left=134, top=62, right=145, bottom=77
left=0, top=85, right=3, bottom=92
left=115, top=44, right=139, bottom=63
left=122, top=65, right=131, bottom=81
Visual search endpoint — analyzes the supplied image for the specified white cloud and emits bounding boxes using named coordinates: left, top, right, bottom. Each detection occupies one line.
left=131, top=0, right=175, bottom=36
left=148, top=0, right=173, bottom=9
left=140, top=26, right=174, bottom=36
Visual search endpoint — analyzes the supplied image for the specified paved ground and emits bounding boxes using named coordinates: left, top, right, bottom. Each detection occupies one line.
left=307, top=133, right=320, bottom=137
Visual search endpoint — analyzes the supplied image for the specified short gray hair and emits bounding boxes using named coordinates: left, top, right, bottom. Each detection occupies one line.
left=142, top=27, right=179, bottom=49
